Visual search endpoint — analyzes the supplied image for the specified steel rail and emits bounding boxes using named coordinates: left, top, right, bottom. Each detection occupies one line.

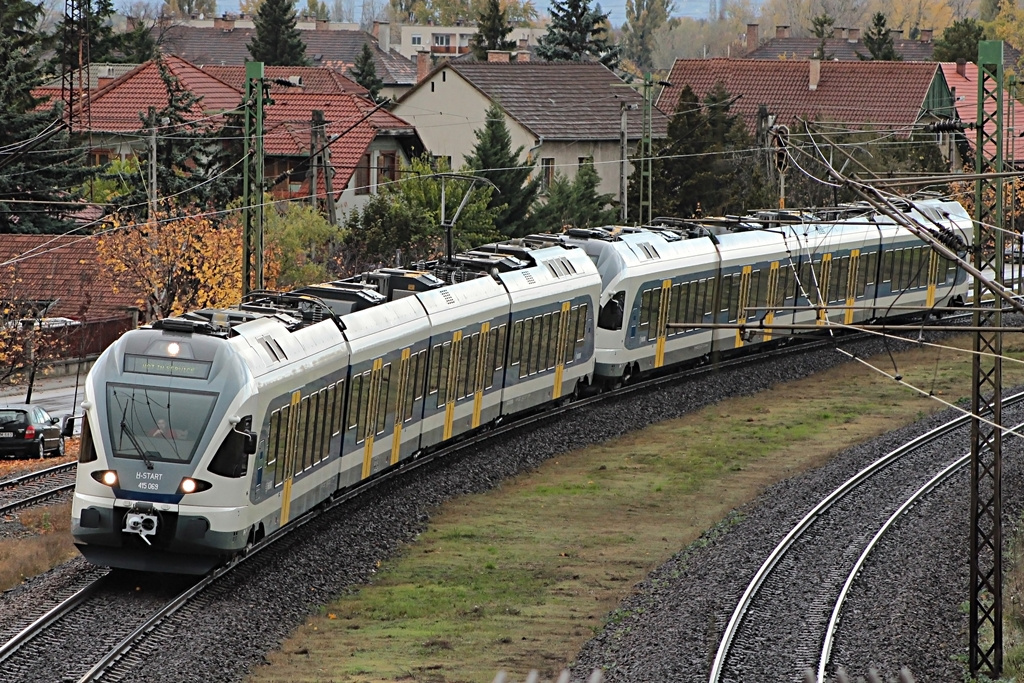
left=0, top=461, right=76, bottom=490
left=707, top=390, right=1024, bottom=683
left=0, top=572, right=109, bottom=665
left=0, top=482, right=75, bottom=516
left=814, top=422, right=1018, bottom=682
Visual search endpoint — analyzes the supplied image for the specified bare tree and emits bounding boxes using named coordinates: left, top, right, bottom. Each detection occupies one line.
left=332, top=0, right=356, bottom=21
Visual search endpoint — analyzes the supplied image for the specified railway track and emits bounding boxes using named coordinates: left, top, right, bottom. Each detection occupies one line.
left=708, top=390, right=1024, bottom=683
left=0, top=322, right=973, bottom=682
left=0, top=462, right=76, bottom=518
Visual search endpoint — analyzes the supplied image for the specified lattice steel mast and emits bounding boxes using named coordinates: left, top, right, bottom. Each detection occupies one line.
left=970, top=39, right=1005, bottom=679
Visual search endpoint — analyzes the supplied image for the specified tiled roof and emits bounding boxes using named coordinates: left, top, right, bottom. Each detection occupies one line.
left=429, top=61, right=669, bottom=140
left=202, top=65, right=368, bottom=95
left=659, top=59, right=942, bottom=132
left=0, top=235, right=140, bottom=321
left=40, top=63, right=140, bottom=90
left=86, top=56, right=242, bottom=133
left=940, top=62, right=1024, bottom=163
left=160, top=26, right=417, bottom=85
left=746, top=37, right=1022, bottom=65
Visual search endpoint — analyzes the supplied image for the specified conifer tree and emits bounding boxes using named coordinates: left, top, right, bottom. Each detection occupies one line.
left=0, top=24, right=90, bottom=233
left=857, top=12, right=901, bottom=61
left=350, top=42, right=384, bottom=102
left=932, top=18, right=985, bottom=63
left=533, top=161, right=617, bottom=230
left=536, top=0, right=619, bottom=69
left=469, top=0, right=515, bottom=60
left=248, top=0, right=309, bottom=66
left=622, top=0, right=671, bottom=72
left=464, top=101, right=539, bottom=237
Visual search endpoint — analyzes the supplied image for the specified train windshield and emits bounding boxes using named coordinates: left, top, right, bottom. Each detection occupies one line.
left=105, top=384, right=218, bottom=464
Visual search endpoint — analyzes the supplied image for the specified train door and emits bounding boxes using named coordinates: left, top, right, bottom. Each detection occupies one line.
left=653, top=280, right=671, bottom=368
left=817, top=254, right=832, bottom=325
left=926, top=248, right=940, bottom=307
left=734, top=266, right=752, bottom=348
left=762, top=262, right=780, bottom=342
left=550, top=305, right=570, bottom=397
left=279, top=390, right=301, bottom=525
left=359, top=358, right=389, bottom=479
left=471, top=324, right=489, bottom=426
left=442, top=331, right=463, bottom=440
left=845, top=250, right=860, bottom=324
left=390, top=349, right=411, bottom=465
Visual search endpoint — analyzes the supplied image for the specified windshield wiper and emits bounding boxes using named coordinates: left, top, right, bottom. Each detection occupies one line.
left=120, top=419, right=154, bottom=470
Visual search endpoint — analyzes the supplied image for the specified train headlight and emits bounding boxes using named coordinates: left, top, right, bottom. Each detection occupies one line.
left=91, top=470, right=119, bottom=487
left=177, top=477, right=212, bottom=494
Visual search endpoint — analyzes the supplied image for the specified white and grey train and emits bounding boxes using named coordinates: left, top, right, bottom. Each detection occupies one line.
left=71, top=199, right=973, bottom=573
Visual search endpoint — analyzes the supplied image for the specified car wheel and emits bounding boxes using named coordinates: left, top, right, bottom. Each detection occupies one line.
left=37, top=439, right=45, bottom=460
left=54, top=437, right=65, bottom=458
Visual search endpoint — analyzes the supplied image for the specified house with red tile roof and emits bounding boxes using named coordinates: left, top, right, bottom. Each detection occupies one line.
left=67, top=55, right=423, bottom=214
left=0, top=235, right=142, bottom=356
left=658, top=58, right=960, bottom=166
left=159, top=17, right=417, bottom=101
left=940, top=60, right=1024, bottom=168
left=393, top=59, right=669, bottom=206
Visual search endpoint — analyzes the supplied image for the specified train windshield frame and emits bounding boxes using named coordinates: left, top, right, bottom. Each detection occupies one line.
left=105, top=383, right=218, bottom=465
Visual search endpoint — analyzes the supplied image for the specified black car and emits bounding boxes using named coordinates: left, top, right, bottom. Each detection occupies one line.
left=0, top=404, right=64, bottom=459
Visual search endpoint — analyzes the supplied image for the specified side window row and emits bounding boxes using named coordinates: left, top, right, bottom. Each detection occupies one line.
left=265, top=379, right=346, bottom=488
left=509, top=303, right=588, bottom=379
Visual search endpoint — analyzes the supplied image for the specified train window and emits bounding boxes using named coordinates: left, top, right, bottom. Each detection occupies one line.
left=856, top=253, right=869, bottom=295
left=947, top=257, right=959, bottom=284
left=647, top=289, right=661, bottom=342
left=428, top=344, right=442, bottom=397
left=797, top=261, right=812, bottom=300
left=376, top=364, right=391, bottom=435
left=881, top=249, right=895, bottom=284
left=720, top=275, right=734, bottom=321
left=575, top=303, right=587, bottom=358
left=438, top=342, right=451, bottom=407
left=301, top=394, right=314, bottom=471
left=356, top=371, right=372, bottom=442
left=638, top=289, right=652, bottom=339
left=674, top=283, right=689, bottom=329
left=912, top=247, right=924, bottom=288
left=835, top=258, right=849, bottom=303
left=415, top=350, right=427, bottom=400
left=598, top=291, right=625, bottom=330
left=777, top=266, right=792, bottom=307
left=865, top=251, right=878, bottom=288
left=403, top=355, right=416, bottom=422
left=494, top=324, right=506, bottom=372
left=268, top=409, right=281, bottom=487
left=465, top=333, right=479, bottom=397
left=347, top=374, right=362, bottom=431
left=319, top=388, right=331, bottom=463
left=547, top=311, right=560, bottom=369
left=532, top=314, right=546, bottom=374
left=520, top=318, right=533, bottom=378
left=294, top=396, right=307, bottom=474
left=331, top=380, right=345, bottom=435
left=509, top=321, right=523, bottom=371
left=486, top=325, right=499, bottom=383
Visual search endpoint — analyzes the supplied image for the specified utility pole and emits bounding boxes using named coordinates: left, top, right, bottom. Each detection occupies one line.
left=970, top=39, right=1005, bottom=680
left=619, top=102, right=637, bottom=223
left=242, top=62, right=268, bottom=295
left=309, top=110, right=320, bottom=210
left=148, top=107, right=157, bottom=222
left=639, top=73, right=654, bottom=225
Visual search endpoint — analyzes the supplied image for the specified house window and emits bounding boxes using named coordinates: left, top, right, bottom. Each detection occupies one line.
left=355, top=154, right=370, bottom=195
left=578, top=156, right=593, bottom=169
left=378, top=152, right=396, bottom=185
left=432, top=155, right=452, bottom=171
left=411, top=34, right=422, bottom=45
left=90, top=150, right=111, bottom=166
left=541, top=158, right=555, bottom=192
left=434, top=34, right=451, bottom=47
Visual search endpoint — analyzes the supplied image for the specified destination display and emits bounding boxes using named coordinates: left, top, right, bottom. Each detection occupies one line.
left=123, top=354, right=212, bottom=379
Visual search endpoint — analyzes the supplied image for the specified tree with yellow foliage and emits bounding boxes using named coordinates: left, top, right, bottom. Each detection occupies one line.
left=97, top=210, right=242, bottom=322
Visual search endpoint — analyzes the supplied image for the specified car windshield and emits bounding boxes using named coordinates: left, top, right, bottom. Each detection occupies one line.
left=105, top=384, right=218, bottom=464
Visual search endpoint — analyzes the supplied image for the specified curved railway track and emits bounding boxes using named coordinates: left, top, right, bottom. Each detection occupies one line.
left=0, top=320, right=974, bottom=682
left=708, top=390, right=1024, bottom=683
left=0, top=462, right=76, bottom=518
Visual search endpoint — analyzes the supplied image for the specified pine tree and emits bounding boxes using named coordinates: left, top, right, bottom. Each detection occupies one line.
left=350, top=42, right=384, bottom=102
left=858, top=12, right=901, bottom=61
left=50, top=0, right=120, bottom=71
left=536, top=0, right=620, bottom=69
left=464, top=101, right=540, bottom=237
left=533, top=161, right=617, bottom=230
left=107, top=59, right=238, bottom=220
left=0, top=29, right=90, bottom=233
left=810, top=13, right=834, bottom=60
left=248, top=0, right=309, bottom=66
left=932, top=18, right=985, bottom=63
left=470, top=0, right=515, bottom=60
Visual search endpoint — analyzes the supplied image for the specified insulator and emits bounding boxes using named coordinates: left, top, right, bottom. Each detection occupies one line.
left=931, top=226, right=967, bottom=254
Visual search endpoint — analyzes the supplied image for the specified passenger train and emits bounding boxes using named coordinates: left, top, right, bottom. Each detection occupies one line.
left=71, top=199, right=973, bottom=573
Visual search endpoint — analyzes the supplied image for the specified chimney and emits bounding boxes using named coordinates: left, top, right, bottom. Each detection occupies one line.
left=889, top=28, right=903, bottom=40
left=518, top=37, right=528, bottom=48
left=776, top=25, right=789, bottom=39
left=956, top=57, right=967, bottom=78
left=515, top=50, right=530, bottom=62
left=487, top=50, right=510, bottom=63
left=416, top=49, right=431, bottom=82
left=847, top=27, right=860, bottom=41
left=373, top=20, right=390, bottom=51
left=746, top=23, right=758, bottom=53
left=919, top=28, right=933, bottom=42
left=315, top=19, right=329, bottom=30
left=214, top=16, right=234, bottom=29
left=809, top=57, right=821, bottom=90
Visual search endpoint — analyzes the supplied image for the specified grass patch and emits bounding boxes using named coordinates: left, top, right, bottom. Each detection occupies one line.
left=0, top=501, right=77, bottom=592
left=247, top=335, right=1024, bottom=683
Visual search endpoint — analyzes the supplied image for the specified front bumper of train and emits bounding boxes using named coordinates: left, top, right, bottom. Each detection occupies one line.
left=72, top=491, right=250, bottom=574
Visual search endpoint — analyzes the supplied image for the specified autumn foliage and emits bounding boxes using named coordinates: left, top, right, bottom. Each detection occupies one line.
left=97, top=211, right=242, bottom=321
